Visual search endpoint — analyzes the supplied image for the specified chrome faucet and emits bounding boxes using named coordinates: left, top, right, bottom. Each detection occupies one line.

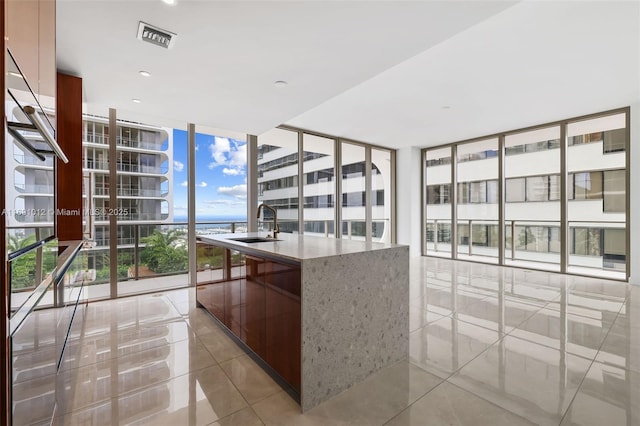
left=257, top=203, right=279, bottom=239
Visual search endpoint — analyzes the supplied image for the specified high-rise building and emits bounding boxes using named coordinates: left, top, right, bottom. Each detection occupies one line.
left=6, top=111, right=174, bottom=277
left=257, top=127, right=393, bottom=243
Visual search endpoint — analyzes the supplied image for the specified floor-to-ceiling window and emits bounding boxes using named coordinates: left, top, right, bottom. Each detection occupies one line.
left=303, top=133, right=335, bottom=237
left=424, top=147, right=452, bottom=256
left=371, top=148, right=393, bottom=243
left=567, top=112, right=627, bottom=277
left=341, top=142, right=367, bottom=240
left=423, top=108, right=629, bottom=280
left=257, top=127, right=395, bottom=243
left=257, top=128, right=300, bottom=234
left=456, top=138, right=499, bottom=262
left=504, top=125, right=561, bottom=271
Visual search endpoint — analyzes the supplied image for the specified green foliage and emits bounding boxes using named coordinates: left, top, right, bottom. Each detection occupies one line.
left=95, top=267, right=110, bottom=284
left=196, top=244, right=224, bottom=270
left=117, top=252, right=134, bottom=279
left=9, top=234, right=37, bottom=290
left=8, top=234, right=56, bottom=290
left=140, top=230, right=188, bottom=274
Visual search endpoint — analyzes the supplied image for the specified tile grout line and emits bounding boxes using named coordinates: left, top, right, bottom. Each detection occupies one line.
left=380, top=379, right=449, bottom=426
left=556, top=289, right=629, bottom=425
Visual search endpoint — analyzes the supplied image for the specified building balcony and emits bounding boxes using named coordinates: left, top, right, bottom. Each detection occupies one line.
left=14, top=184, right=54, bottom=194
left=13, top=154, right=55, bottom=168
left=84, top=133, right=167, bottom=152
left=93, top=212, right=170, bottom=222
left=93, top=187, right=169, bottom=198
left=14, top=213, right=54, bottom=224
left=117, top=188, right=169, bottom=197
left=84, top=161, right=168, bottom=175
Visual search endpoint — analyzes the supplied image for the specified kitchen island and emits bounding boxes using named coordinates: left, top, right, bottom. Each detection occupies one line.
left=196, top=232, right=409, bottom=411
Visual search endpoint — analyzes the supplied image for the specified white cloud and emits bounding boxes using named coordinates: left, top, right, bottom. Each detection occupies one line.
left=229, top=143, right=246, bottom=167
left=173, top=160, right=184, bottom=172
left=195, top=144, right=199, bottom=151
left=180, top=180, right=188, bottom=187
left=201, top=199, right=245, bottom=207
left=198, top=181, right=208, bottom=188
left=217, top=184, right=247, bottom=199
left=222, top=167, right=243, bottom=176
left=209, top=136, right=231, bottom=164
left=207, top=137, right=247, bottom=172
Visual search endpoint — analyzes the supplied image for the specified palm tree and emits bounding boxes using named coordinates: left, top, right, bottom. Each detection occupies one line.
left=7, top=233, right=36, bottom=254
left=140, top=230, right=188, bottom=274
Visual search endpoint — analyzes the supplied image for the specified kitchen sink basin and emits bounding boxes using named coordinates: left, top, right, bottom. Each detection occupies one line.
left=228, top=237, right=280, bottom=243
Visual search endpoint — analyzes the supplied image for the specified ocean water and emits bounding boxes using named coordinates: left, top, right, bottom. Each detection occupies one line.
left=173, top=215, right=248, bottom=224
left=170, top=216, right=249, bottom=235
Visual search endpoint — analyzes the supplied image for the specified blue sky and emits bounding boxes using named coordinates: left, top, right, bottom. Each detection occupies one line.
left=172, top=129, right=247, bottom=219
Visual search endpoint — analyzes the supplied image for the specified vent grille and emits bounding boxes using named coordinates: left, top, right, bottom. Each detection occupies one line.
left=137, top=22, right=176, bottom=49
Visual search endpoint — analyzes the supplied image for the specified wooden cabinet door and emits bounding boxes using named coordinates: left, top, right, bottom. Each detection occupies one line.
left=196, top=282, right=225, bottom=322
left=224, top=278, right=243, bottom=337
left=244, top=255, right=266, bottom=357
left=264, top=260, right=301, bottom=392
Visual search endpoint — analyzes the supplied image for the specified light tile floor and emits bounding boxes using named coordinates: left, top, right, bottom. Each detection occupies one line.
left=45, top=257, right=640, bottom=425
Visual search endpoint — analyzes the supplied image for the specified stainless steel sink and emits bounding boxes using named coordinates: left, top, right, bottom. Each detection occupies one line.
left=227, top=237, right=280, bottom=243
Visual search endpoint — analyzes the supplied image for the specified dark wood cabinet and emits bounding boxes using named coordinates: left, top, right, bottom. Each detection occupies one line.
left=264, top=259, right=301, bottom=391
left=244, top=255, right=266, bottom=356
left=197, top=247, right=301, bottom=393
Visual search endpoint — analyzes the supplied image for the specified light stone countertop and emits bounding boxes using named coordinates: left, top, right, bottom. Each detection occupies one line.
left=198, top=232, right=405, bottom=262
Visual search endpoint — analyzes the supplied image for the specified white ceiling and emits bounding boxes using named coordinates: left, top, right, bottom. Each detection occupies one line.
left=56, top=1, right=639, bottom=149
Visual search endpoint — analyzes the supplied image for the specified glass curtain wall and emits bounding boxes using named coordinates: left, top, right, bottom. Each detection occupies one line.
left=504, top=126, right=561, bottom=270
left=302, top=134, right=335, bottom=237
left=257, top=128, right=394, bottom=242
left=257, top=128, right=300, bottom=234
left=114, top=120, right=179, bottom=296
left=567, top=112, right=627, bottom=275
left=424, top=147, right=452, bottom=256
left=80, top=112, right=183, bottom=299
left=371, top=148, right=392, bottom=243
left=341, top=143, right=366, bottom=240
left=83, top=119, right=111, bottom=295
left=423, top=108, right=628, bottom=280
left=456, top=138, right=499, bottom=262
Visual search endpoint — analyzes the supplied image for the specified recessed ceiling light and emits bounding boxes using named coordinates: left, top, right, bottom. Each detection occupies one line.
left=162, top=0, right=176, bottom=4
left=274, top=80, right=288, bottom=88
left=139, top=70, right=151, bottom=77
left=132, top=98, right=142, bottom=104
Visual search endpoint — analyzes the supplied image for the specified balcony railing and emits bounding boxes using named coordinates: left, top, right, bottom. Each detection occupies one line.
left=93, top=212, right=170, bottom=222
left=10, top=218, right=387, bottom=300
left=116, top=136, right=166, bottom=151
left=13, top=154, right=55, bottom=167
left=15, top=212, right=55, bottom=223
left=84, top=133, right=166, bottom=151
left=425, top=218, right=626, bottom=276
left=117, top=163, right=169, bottom=174
left=84, top=133, right=108, bottom=145
left=93, top=187, right=169, bottom=197
left=84, top=161, right=168, bottom=174
left=117, top=188, right=168, bottom=197
left=14, top=184, right=54, bottom=194
left=88, top=221, right=248, bottom=285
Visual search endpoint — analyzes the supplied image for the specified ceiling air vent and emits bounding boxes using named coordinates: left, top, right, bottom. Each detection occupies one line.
left=137, top=22, right=176, bottom=49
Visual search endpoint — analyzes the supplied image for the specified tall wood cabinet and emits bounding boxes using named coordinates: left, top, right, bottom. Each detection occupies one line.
left=3, top=1, right=57, bottom=425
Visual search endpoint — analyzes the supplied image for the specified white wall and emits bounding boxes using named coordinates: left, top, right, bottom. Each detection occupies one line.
left=396, top=146, right=422, bottom=257
left=630, top=103, right=640, bottom=285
